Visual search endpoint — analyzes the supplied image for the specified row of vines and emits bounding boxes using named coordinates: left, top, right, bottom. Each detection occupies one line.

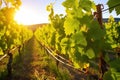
left=0, top=0, right=33, bottom=79
left=35, top=0, right=120, bottom=80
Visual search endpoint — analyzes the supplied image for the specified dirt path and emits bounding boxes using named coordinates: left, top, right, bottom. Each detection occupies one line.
left=10, top=36, right=96, bottom=80
left=12, top=37, right=56, bottom=80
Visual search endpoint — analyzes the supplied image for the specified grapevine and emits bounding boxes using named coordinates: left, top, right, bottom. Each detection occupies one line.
left=35, top=0, right=120, bottom=80
left=0, top=0, right=33, bottom=78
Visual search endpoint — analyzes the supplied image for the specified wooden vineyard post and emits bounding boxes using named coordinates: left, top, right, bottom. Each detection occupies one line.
left=94, top=4, right=108, bottom=80
left=96, top=4, right=104, bottom=29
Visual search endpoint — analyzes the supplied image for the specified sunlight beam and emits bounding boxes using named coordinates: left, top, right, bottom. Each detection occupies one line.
left=14, top=6, right=46, bottom=25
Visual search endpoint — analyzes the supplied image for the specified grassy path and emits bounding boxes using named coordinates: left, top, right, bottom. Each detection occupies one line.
left=12, top=37, right=55, bottom=80
left=1, top=36, right=94, bottom=80
left=12, top=36, right=71, bottom=80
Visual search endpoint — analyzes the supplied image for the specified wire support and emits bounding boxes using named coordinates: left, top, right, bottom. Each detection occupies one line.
left=0, top=46, right=18, bottom=61
left=102, top=2, right=120, bottom=12
left=43, top=46, right=85, bottom=73
left=0, top=54, right=7, bottom=61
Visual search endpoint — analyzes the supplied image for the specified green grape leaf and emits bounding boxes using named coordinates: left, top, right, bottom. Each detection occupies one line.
left=71, top=31, right=87, bottom=47
left=78, top=47, right=84, bottom=55
left=62, top=0, right=74, bottom=8
left=86, top=48, right=95, bottom=59
left=74, top=8, right=83, bottom=18
left=0, top=39, right=7, bottom=50
left=103, top=58, right=120, bottom=80
left=0, top=48, right=4, bottom=55
left=60, top=38, right=69, bottom=54
left=103, top=68, right=120, bottom=80
left=64, top=17, right=80, bottom=35
left=73, top=61, right=80, bottom=69
left=107, top=0, right=120, bottom=15
left=103, top=70, right=114, bottom=80
left=111, top=68, right=120, bottom=79
left=80, top=0, right=95, bottom=12
left=87, top=21, right=105, bottom=40
left=74, top=47, right=81, bottom=61
left=109, top=58, right=120, bottom=72
left=60, top=38, right=69, bottom=46
left=50, top=32, right=56, bottom=46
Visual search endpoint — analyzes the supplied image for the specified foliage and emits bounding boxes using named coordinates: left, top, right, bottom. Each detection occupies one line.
left=107, top=0, right=120, bottom=15
left=35, top=0, right=107, bottom=72
left=103, top=58, right=120, bottom=80
left=0, top=0, right=33, bottom=54
left=0, top=0, right=21, bottom=9
left=103, top=0, right=120, bottom=79
left=34, top=0, right=120, bottom=80
left=103, top=16, right=120, bottom=80
left=0, top=1, right=33, bottom=79
left=105, top=16, right=120, bottom=48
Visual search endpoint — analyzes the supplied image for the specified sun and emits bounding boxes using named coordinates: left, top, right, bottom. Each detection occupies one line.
left=14, top=7, right=41, bottom=25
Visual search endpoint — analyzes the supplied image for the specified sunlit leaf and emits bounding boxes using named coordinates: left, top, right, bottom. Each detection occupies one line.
left=73, top=61, right=80, bottom=69
left=72, top=31, right=87, bottom=47
left=86, top=48, right=95, bottom=59
left=62, top=0, right=74, bottom=8
left=80, top=0, right=95, bottom=12
left=64, top=17, right=80, bottom=35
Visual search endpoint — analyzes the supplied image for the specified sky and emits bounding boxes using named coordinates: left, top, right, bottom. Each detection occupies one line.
left=18, top=0, right=120, bottom=25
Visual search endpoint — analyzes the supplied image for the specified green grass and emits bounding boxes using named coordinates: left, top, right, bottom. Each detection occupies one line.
left=0, top=37, right=71, bottom=80
left=48, top=60, right=71, bottom=80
